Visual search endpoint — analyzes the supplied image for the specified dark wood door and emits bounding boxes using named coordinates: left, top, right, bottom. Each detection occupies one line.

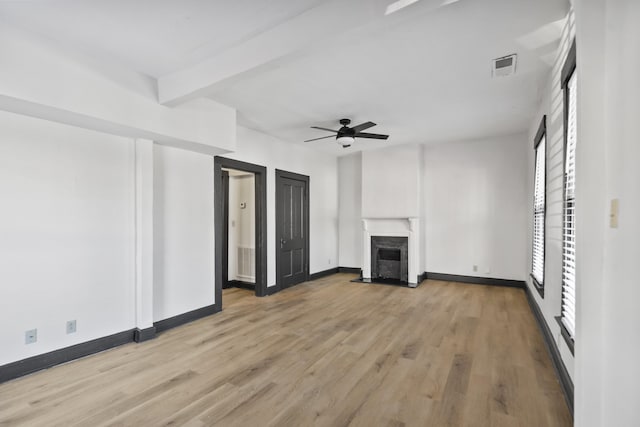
left=276, top=171, right=309, bottom=289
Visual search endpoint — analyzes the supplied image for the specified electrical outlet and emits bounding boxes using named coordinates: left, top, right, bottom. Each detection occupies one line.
left=25, top=329, right=37, bottom=344
left=472, top=265, right=478, bottom=272
left=66, top=320, right=77, bottom=334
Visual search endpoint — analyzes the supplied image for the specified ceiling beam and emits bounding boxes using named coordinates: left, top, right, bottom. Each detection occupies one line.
left=158, top=0, right=390, bottom=106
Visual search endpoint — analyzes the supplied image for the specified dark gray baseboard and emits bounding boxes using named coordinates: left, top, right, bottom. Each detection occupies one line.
left=134, top=326, right=156, bottom=343
left=266, top=284, right=280, bottom=295
left=309, top=267, right=366, bottom=281
left=426, top=272, right=526, bottom=288
left=308, top=267, right=339, bottom=281
left=338, top=267, right=362, bottom=275
left=1, top=302, right=223, bottom=384
left=417, top=271, right=428, bottom=283
left=524, top=286, right=574, bottom=416
left=0, top=329, right=135, bottom=384
left=154, top=303, right=221, bottom=334
left=227, top=280, right=255, bottom=291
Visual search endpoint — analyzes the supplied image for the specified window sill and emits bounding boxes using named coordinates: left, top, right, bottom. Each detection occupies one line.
left=555, top=316, right=575, bottom=356
left=530, top=274, right=545, bottom=298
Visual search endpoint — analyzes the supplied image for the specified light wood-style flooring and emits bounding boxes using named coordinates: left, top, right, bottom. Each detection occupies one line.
left=0, top=274, right=572, bottom=426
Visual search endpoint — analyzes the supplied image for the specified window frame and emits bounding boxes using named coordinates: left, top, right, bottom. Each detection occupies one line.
left=558, top=39, right=577, bottom=355
left=531, top=115, right=547, bottom=297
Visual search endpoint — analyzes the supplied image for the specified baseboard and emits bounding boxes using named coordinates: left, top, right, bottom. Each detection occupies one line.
left=266, top=285, right=280, bottom=296
left=228, top=280, right=255, bottom=291
left=524, top=286, right=574, bottom=416
left=0, top=329, right=135, bottom=384
left=338, top=267, right=362, bottom=275
left=308, top=267, right=339, bottom=281
left=417, top=271, right=428, bottom=283
left=154, top=303, right=221, bottom=334
left=133, top=326, right=156, bottom=343
left=1, top=303, right=222, bottom=384
left=426, top=272, right=526, bottom=288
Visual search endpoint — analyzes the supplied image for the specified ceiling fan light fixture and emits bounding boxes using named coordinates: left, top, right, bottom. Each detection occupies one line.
left=336, top=135, right=355, bottom=146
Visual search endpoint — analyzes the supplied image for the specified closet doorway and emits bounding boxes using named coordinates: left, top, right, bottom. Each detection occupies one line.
left=214, top=157, right=267, bottom=308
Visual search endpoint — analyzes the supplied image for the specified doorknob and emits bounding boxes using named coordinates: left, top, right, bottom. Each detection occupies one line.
left=280, top=238, right=286, bottom=248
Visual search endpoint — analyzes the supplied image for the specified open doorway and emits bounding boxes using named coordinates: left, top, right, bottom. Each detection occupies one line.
left=214, top=157, right=267, bottom=308
left=223, top=168, right=256, bottom=291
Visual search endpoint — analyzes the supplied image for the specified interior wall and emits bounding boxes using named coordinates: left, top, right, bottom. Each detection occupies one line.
left=599, top=2, right=640, bottom=423
left=225, top=126, right=339, bottom=286
left=525, top=10, right=576, bottom=381
left=599, top=1, right=640, bottom=423
left=153, top=144, right=215, bottom=321
left=423, top=134, right=528, bottom=280
left=0, top=111, right=136, bottom=366
left=573, top=0, right=640, bottom=425
left=337, top=153, right=362, bottom=269
left=361, top=145, right=421, bottom=218
left=228, top=174, right=256, bottom=282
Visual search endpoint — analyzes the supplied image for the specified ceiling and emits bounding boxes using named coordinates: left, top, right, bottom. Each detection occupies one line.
left=0, top=0, right=568, bottom=156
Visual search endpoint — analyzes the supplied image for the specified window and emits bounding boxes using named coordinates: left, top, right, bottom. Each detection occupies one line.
left=560, top=40, right=577, bottom=344
left=531, top=116, right=546, bottom=296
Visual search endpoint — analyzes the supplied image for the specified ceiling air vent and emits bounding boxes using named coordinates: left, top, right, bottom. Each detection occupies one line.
left=492, top=54, right=517, bottom=78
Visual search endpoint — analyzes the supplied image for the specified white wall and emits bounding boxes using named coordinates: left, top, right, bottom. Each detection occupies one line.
left=337, top=136, right=528, bottom=280
left=361, top=145, right=421, bottom=218
left=225, top=126, right=339, bottom=286
left=228, top=174, right=256, bottom=281
left=338, top=153, right=363, bottom=268
left=598, top=2, right=640, bottom=423
left=525, top=10, right=575, bottom=381
left=153, top=145, right=215, bottom=321
left=573, top=0, right=640, bottom=425
left=0, top=111, right=136, bottom=366
left=423, top=134, right=528, bottom=280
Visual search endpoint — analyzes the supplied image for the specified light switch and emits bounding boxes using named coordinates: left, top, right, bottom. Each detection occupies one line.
left=610, top=198, right=619, bottom=228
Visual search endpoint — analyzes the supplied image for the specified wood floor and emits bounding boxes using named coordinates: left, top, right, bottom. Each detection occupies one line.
left=0, top=274, right=572, bottom=426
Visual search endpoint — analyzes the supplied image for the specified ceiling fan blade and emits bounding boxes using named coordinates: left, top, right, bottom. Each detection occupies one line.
left=355, top=132, right=389, bottom=140
left=304, top=134, right=337, bottom=142
left=310, top=126, right=338, bottom=133
left=350, top=121, right=376, bottom=133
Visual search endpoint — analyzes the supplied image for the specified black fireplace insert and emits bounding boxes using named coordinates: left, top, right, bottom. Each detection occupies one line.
left=371, top=236, right=408, bottom=283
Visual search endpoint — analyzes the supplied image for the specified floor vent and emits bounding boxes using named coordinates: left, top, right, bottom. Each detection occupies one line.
left=237, top=246, right=255, bottom=281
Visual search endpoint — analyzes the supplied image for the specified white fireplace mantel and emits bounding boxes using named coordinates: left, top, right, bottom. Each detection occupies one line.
left=362, top=217, right=420, bottom=286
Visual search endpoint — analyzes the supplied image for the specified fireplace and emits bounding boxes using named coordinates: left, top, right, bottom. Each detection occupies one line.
left=371, top=236, right=408, bottom=283
left=362, top=218, right=419, bottom=287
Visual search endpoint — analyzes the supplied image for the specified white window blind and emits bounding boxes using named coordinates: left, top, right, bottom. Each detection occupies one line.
left=532, top=136, right=546, bottom=285
left=562, top=71, right=577, bottom=339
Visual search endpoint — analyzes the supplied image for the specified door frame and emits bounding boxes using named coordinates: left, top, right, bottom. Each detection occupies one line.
left=214, top=157, right=268, bottom=303
left=221, top=169, right=230, bottom=289
left=275, top=169, right=310, bottom=292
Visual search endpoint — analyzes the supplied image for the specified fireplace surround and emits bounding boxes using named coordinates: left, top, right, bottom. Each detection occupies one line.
left=362, top=217, right=420, bottom=287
